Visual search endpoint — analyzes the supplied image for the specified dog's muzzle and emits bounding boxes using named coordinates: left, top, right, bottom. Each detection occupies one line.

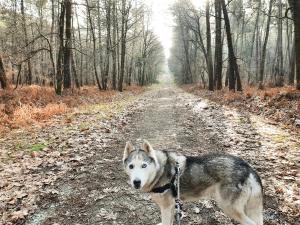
left=133, top=179, right=141, bottom=189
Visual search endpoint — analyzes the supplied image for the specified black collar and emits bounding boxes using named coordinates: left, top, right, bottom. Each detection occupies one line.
left=151, top=175, right=177, bottom=197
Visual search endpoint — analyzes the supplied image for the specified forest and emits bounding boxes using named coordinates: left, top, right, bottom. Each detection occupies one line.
left=0, top=0, right=164, bottom=93
left=0, top=0, right=299, bottom=225
left=0, top=0, right=299, bottom=92
left=169, top=0, right=300, bottom=91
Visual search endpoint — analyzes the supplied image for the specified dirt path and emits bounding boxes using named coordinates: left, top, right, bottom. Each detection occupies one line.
left=22, top=84, right=299, bottom=225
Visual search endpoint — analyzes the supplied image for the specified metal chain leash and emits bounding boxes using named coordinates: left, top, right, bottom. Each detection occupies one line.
left=174, top=162, right=182, bottom=225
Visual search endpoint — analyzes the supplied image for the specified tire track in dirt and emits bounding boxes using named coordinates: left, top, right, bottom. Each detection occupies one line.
left=25, top=84, right=299, bottom=225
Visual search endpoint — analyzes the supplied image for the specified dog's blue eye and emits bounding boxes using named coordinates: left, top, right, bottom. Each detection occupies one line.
left=129, top=165, right=134, bottom=169
left=141, top=164, right=147, bottom=168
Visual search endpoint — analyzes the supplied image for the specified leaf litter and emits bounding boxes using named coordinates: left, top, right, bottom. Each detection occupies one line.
left=1, top=84, right=299, bottom=225
left=0, top=89, right=145, bottom=225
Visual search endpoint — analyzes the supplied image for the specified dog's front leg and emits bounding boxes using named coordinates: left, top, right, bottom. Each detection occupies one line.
left=160, top=203, right=175, bottom=225
left=151, top=192, right=175, bottom=225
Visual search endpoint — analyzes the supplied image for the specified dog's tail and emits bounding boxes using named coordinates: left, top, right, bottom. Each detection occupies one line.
left=245, top=173, right=264, bottom=225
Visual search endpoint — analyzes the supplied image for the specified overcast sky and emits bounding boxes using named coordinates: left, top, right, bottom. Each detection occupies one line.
left=144, top=0, right=203, bottom=59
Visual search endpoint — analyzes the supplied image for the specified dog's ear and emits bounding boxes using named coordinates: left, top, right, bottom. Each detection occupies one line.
left=123, top=141, right=134, bottom=162
left=142, top=140, right=153, bottom=154
left=142, top=140, right=159, bottom=168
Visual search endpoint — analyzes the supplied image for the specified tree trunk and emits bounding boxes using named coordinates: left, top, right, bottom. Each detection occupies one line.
left=104, top=0, right=112, bottom=90
left=85, top=6, right=90, bottom=85
left=288, top=0, right=300, bottom=89
left=179, top=19, right=193, bottom=84
left=141, top=61, right=146, bottom=86
left=118, top=0, right=129, bottom=91
left=127, top=54, right=133, bottom=86
left=295, top=2, right=300, bottom=89
left=71, top=29, right=80, bottom=89
left=214, top=0, right=223, bottom=90
left=50, top=0, right=56, bottom=84
left=255, top=20, right=260, bottom=83
left=63, top=0, right=72, bottom=89
left=0, top=55, right=7, bottom=89
left=221, top=0, right=242, bottom=91
left=21, top=0, right=33, bottom=85
left=206, top=1, right=214, bottom=91
left=86, top=0, right=102, bottom=90
left=118, top=27, right=126, bottom=91
left=240, top=10, right=246, bottom=56
left=75, top=6, right=83, bottom=86
left=112, top=0, right=117, bottom=89
left=259, top=0, right=273, bottom=88
left=289, top=42, right=295, bottom=85
left=248, top=0, right=261, bottom=83
left=56, top=2, right=65, bottom=95
left=276, top=0, right=284, bottom=86
left=96, top=0, right=104, bottom=87
left=15, top=64, right=22, bottom=89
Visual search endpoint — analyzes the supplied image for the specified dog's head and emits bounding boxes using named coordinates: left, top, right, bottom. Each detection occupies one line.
left=123, top=140, right=159, bottom=191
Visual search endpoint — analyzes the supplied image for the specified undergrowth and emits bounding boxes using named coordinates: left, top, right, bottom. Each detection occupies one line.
left=0, top=85, right=144, bottom=133
left=182, top=84, right=300, bottom=129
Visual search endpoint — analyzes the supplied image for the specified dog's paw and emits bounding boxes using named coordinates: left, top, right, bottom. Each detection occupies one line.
left=156, top=223, right=162, bottom=225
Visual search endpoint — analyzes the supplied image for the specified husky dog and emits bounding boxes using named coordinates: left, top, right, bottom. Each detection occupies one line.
left=123, top=140, right=263, bottom=225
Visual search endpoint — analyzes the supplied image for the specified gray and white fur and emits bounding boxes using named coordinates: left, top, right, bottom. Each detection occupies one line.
left=123, top=140, right=263, bottom=225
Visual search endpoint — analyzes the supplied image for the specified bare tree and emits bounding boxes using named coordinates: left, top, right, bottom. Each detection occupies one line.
left=20, top=0, right=33, bottom=85
left=63, top=0, right=72, bottom=89
left=259, top=0, right=273, bottom=88
left=103, top=0, right=112, bottom=90
left=86, top=0, right=102, bottom=90
left=221, top=0, right=242, bottom=91
left=0, top=55, right=7, bottom=89
left=288, top=0, right=300, bottom=89
left=214, top=0, right=223, bottom=90
left=56, top=2, right=65, bottom=95
left=118, top=0, right=131, bottom=91
left=206, top=1, right=214, bottom=91
left=276, top=0, right=284, bottom=86
left=111, top=0, right=118, bottom=89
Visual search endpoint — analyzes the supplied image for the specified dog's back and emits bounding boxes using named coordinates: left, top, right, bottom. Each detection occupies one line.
left=180, top=153, right=263, bottom=225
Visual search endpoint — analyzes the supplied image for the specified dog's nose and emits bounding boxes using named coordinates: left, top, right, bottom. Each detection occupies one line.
left=133, top=180, right=141, bottom=189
